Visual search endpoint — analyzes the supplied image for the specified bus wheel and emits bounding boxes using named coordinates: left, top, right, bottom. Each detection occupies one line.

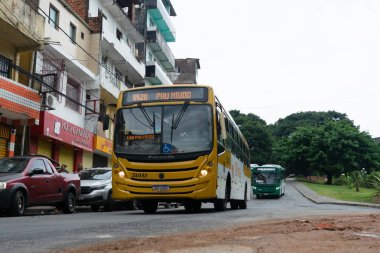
left=141, top=200, right=158, bottom=214
left=230, top=200, right=239, bottom=210
left=184, top=200, right=202, bottom=213
left=214, top=198, right=227, bottom=211
left=192, top=200, right=202, bottom=212
left=238, top=185, right=247, bottom=209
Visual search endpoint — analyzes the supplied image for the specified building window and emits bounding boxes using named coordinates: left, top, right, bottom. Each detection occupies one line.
left=65, top=77, right=81, bottom=112
left=116, top=28, right=123, bottom=41
left=81, top=32, right=84, bottom=39
left=69, top=23, right=77, bottom=43
left=49, top=4, right=59, bottom=29
left=41, top=57, right=60, bottom=98
left=0, top=55, right=11, bottom=78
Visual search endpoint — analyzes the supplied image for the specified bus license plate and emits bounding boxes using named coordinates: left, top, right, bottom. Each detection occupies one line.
left=152, top=185, right=170, bottom=191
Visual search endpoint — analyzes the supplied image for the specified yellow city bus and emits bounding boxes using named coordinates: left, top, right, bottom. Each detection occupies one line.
left=110, top=85, right=250, bottom=213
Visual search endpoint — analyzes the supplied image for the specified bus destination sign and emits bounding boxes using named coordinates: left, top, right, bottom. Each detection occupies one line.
left=123, top=87, right=208, bottom=105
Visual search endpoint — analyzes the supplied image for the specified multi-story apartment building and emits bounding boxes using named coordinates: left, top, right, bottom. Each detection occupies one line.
left=27, top=0, right=98, bottom=172
left=0, top=0, right=45, bottom=158
left=136, top=0, right=176, bottom=85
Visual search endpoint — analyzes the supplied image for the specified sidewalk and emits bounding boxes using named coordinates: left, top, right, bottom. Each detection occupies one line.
left=290, top=179, right=380, bottom=209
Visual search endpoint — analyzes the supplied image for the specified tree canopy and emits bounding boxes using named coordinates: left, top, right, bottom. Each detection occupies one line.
left=230, top=110, right=380, bottom=184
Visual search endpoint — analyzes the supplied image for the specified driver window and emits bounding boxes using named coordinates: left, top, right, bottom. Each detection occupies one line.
left=43, top=160, right=54, bottom=174
left=30, top=159, right=47, bottom=174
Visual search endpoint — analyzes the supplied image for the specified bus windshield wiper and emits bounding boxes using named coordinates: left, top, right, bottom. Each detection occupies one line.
left=171, top=101, right=189, bottom=142
left=172, top=101, right=189, bottom=130
left=138, top=104, right=154, bottom=128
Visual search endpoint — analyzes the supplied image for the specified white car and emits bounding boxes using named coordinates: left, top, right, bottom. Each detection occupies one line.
left=78, top=168, right=113, bottom=211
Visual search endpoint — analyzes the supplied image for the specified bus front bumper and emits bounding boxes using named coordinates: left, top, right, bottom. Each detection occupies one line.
left=112, top=177, right=216, bottom=201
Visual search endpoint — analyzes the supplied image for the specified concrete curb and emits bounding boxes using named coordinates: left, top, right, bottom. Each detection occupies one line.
left=290, top=180, right=380, bottom=209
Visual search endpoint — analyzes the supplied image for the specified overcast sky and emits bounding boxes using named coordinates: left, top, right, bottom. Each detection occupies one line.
left=170, top=0, right=380, bottom=138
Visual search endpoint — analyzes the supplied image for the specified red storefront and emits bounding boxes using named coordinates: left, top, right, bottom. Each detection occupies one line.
left=31, top=111, right=94, bottom=172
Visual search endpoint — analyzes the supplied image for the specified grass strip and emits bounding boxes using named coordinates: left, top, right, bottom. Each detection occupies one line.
left=302, top=181, right=377, bottom=203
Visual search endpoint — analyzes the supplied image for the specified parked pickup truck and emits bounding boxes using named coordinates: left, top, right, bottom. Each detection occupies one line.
left=0, top=155, right=80, bottom=216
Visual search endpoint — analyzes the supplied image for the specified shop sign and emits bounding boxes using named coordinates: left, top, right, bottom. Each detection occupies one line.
left=94, top=135, right=112, bottom=155
left=42, top=112, right=93, bottom=151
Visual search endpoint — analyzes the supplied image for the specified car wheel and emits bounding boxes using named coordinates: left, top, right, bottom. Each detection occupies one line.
left=104, top=192, right=114, bottom=212
left=62, top=191, right=76, bottom=214
left=9, top=191, right=26, bottom=216
left=90, top=205, right=100, bottom=212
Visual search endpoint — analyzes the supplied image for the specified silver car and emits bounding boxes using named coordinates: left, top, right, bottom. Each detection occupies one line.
left=78, top=168, right=113, bottom=211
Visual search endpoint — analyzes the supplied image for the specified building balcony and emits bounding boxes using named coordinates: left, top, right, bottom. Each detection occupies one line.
left=43, top=44, right=96, bottom=84
left=101, top=0, right=144, bottom=43
left=99, top=66, right=126, bottom=99
left=0, top=0, right=45, bottom=50
left=146, top=0, right=176, bottom=42
left=145, top=61, right=172, bottom=85
left=101, top=29, right=145, bottom=84
left=146, top=27, right=175, bottom=71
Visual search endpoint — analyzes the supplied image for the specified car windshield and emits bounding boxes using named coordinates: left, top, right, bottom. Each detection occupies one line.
left=0, top=158, right=29, bottom=173
left=79, top=169, right=111, bottom=180
left=254, top=172, right=280, bottom=184
left=114, top=104, right=213, bottom=155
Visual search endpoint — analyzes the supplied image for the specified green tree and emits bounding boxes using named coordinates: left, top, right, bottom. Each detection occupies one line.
left=279, top=119, right=380, bottom=184
left=270, top=111, right=349, bottom=138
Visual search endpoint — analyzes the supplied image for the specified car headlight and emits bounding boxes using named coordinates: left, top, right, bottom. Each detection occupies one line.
left=0, top=182, right=7, bottom=189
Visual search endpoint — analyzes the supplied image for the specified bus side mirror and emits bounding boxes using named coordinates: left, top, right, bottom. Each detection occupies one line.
left=103, top=115, right=110, bottom=131
left=102, top=103, right=116, bottom=131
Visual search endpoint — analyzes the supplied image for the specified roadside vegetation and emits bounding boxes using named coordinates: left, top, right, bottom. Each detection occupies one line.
left=302, top=181, right=378, bottom=203
left=230, top=110, right=380, bottom=200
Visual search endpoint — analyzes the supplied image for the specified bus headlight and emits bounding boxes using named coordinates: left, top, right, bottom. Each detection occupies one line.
left=252, top=186, right=256, bottom=190
left=118, top=171, right=125, bottom=178
left=276, top=186, right=280, bottom=190
left=200, top=169, right=208, bottom=177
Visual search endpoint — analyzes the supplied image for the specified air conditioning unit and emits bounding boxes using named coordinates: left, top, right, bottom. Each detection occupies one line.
left=41, top=93, right=58, bottom=110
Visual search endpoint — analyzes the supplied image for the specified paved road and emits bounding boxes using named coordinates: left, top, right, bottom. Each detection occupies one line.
left=0, top=181, right=379, bottom=253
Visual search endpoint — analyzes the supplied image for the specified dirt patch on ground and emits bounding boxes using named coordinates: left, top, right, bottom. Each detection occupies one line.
left=54, top=214, right=380, bottom=253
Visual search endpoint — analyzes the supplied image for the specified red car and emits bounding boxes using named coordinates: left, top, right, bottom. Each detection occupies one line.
left=0, top=156, right=80, bottom=216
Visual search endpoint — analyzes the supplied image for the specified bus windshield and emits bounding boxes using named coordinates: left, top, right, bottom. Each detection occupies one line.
left=253, top=172, right=280, bottom=184
left=114, top=104, right=213, bottom=155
